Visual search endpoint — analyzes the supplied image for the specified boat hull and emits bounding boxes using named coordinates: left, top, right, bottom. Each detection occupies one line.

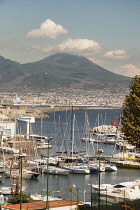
left=111, top=161, right=140, bottom=169
left=43, top=167, right=70, bottom=175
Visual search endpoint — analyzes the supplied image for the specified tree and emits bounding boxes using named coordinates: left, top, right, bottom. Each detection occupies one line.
left=7, top=193, right=33, bottom=204
left=121, top=75, right=140, bottom=148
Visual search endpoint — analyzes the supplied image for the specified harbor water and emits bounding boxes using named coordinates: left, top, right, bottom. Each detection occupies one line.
left=2, top=108, right=140, bottom=203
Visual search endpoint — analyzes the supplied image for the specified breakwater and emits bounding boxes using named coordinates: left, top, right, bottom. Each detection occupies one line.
left=25, top=106, right=121, bottom=118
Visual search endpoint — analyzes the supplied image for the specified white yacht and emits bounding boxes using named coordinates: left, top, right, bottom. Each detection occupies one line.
left=63, top=165, right=90, bottom=174
left=88, top=163, right=105, bottom=172
left=92, top=179, right=140, bottom=201
left=5, top=169, right=39, bottom=179
left=81, top=137, right=95, bottom=143
left=0, top=184, right=26, bottom=195
left=29, top=134, right=52, bottom=149
left=104, top=163, right=117, bottom=171
left=42, top=166, right=70, bottom=175
left=30, top=193, right=62, bottom=201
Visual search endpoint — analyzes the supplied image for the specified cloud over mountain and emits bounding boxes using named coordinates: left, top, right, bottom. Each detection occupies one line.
left=103, top=50, right=129, bottom=61
left=57, top=38, right=102, bottom=54
left=26, top=38, right=102, bottom=59
left=113, top=64, right=140, bottom=77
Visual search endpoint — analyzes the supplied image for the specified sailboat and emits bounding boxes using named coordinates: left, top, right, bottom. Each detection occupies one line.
left=104, top=163, right=117, bottom=171
left=29, top=134, right=52, bottom=149
left=29, top=117, right=52, bottom=149
left=81, top=111, right=95, bottom=143
left=110, top=159, right=140, bottom=169
left=42, top=166, right=70, bottom=175
left=58, top=106, right=82, bottom=161
left=5, top=169, right=34, bottom=179
left=111, top=137, right=140, bottom=169
left=63, top=165, right=90, bottom=174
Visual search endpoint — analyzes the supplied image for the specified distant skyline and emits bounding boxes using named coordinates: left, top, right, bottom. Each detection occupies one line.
left=0, top=0, right=140, bottom=76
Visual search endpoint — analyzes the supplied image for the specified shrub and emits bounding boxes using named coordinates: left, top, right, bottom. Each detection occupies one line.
left=7, top=193, right=33, bottom=204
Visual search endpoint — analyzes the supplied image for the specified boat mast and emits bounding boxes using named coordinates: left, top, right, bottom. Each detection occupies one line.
left=85, top=111, right=90, bottom=160
left=70, top=106, right=75, bottom=158
left=96, top=113, right=99, bottom=152
left=54, top=111, right=57, bottom=156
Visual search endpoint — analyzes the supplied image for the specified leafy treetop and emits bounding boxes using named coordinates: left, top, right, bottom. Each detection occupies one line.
left=121, top=75, right=140, bottom=148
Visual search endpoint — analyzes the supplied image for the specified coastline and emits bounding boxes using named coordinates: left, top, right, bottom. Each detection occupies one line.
left=25, top=105, right=121, bottom=118
left=0, top=103, right=121, bottom=120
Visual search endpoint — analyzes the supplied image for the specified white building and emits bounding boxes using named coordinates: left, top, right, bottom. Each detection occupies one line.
left=0, top=121, right=16, bottom=140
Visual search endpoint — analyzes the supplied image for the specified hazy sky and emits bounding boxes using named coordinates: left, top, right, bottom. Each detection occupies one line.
left=0, top=0, right=140, bottom=73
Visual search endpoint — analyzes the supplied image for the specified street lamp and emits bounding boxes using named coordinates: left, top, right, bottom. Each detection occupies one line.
left=72, top=184, right=79, bottom=205
left=96, top=149, right=104, bottom=210
left=67, top=185, right=79, bottom=209
left=46, top=137, right=52, bottom=210
left=19, top=153, right=27, bottom=210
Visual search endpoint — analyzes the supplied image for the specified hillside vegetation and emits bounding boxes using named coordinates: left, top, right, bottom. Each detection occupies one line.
left=0, top=53, right=131, bottom=92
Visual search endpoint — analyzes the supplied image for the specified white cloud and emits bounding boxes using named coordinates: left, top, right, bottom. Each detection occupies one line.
left=26, top=19, right=68, bottom=39
left=26, top=38, right=102, bottom=57
left=113, top=64, right=140, bottom=77
left=103, top=50, right=129, bottom=61
left=57, top=38, right=102, bottom=54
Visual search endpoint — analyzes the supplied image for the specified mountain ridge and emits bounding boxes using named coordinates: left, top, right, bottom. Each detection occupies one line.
left=0, top=53, right=132, bottom=92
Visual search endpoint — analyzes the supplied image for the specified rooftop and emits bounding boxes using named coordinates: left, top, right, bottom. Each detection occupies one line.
left=2, top=199, right=82, bottom=210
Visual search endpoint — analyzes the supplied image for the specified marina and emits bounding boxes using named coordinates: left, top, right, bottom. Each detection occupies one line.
left=0, top=108, right=139, bottom=208
left=1, top=0, right=140, bottom=208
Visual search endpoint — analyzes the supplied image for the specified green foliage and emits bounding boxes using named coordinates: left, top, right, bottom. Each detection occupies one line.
left=121, top=75, right=140, bottom=148
left=7, top=193, right=33, bottom=204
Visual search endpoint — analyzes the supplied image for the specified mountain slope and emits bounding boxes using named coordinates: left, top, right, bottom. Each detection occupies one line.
left=0, top=56, right=23, bottom=84
left=0, top=53, right=132, bottom=92
left=19, top=53, right=131, bottom=89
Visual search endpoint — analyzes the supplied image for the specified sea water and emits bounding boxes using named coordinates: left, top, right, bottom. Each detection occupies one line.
left=2, top=108, right=140, bottom=202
